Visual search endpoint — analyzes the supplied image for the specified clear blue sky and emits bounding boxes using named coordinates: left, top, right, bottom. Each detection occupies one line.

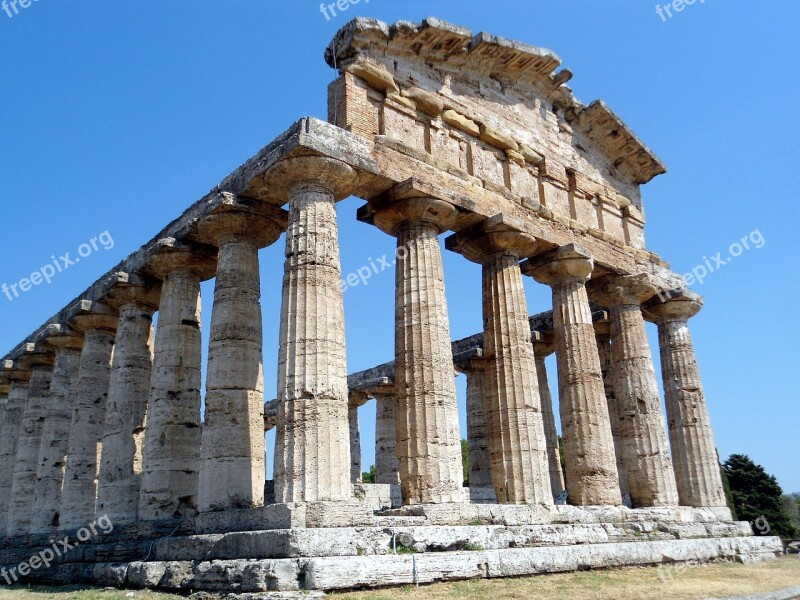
left=1, top=1, right=797, bottom=494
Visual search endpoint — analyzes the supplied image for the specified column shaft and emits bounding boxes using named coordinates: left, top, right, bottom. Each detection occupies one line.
left=596, top=335, right=629, bottom=500
left=658, top=318, right=726, bottom=506
left=349, top=405, right=362, bottom=484
left=374, top=394, right=400, bottom=485
left=609, top=304, right=678, bottom=506
left=7, top=364, right=53, bottom=536
left=31, top=345, right=82, bottom=533
left=61, top=328, right=115, bottom=530
left=0, top=380, right=28, bottom=533
left=394, top=220, right=463, bottom=504
left=533, top=350, right=565, bottom=499
left=97, top=304, right=155, bottom=524
left=199, top=238, right=266, bottom=511
left=552, top=279, right=619, bottom=505
left=482, top=252, right=550, bottom=504
left=464, top=365, right=492, bottom=488
left=139, top=270, right=205, bottom=521
left=275, top=184, right=351, bottom=503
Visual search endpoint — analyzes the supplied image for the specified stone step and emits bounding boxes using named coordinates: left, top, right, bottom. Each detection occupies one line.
left=29, top=535, right=783, bottom=593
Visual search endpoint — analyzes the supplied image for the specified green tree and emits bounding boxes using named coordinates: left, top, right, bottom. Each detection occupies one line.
left=722, top=454, right=796, bottom=539
left=461, top=439, right=470, bottom=486
left=720, top=462, right=738, bottom=520
left=362, top=465, right=376, bottom=484
left=781, top=493, right=800, bottom=536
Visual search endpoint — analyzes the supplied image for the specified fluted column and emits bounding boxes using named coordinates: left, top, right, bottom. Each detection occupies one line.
left=524, top=244, right=620, bottom=506
left=198, top=210, right=283, bottom=512
left=7, top=347, right=54, bottom=536
left=60, top=302, right=117, bottom=531
left=646, top=294, right=726, bottom=507
left=532, top=336, right=566, bottom=500
left=0, top=363, right=31, bottom=534
left=139, top=240, right=216, bottom=522
left=271, top=157, right=356, bottom=503
left=373, top=197, right=463, bottom=505
left=96, top=274, right=160, bottom=525
left=374, top=392, right=400, bottom=486
left=456, top=359, right=492, bottom=489
left=589, top=274, right=678, bottom=507
left=31, top=326, right=83, bottom=534
left=448, top=221, right=551, bottom=505
left=349, top=403, right=362, bottom=484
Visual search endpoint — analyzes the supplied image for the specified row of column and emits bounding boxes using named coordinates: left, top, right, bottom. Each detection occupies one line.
left=0, top=164, right=726, bottom=538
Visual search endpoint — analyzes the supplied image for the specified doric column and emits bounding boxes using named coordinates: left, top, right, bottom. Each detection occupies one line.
left=60, top=301, right=118, bottom=531
left=139, top=239, right=216, bottom=522
left=348, top=401, right=362, bottom=484
left=455, top=357, right=492, bottom=489
left=0, top=362, right=31, bottom=534
left=524, top=244, right=620, bottom=506
left=373, top=391, right=400, bottom=486
left=448, top=218, right=551, bottom=505
left=196, top=207, right=284, bottom=512
left=7, top=345, right=54, bottom=536
left=96, top=273, right=160, bottom=525
left=646, top=293, right=726, bottom=507
left=372, top=196, right=463, bottom=505
left=594, top=322, right=630, bottom=502
left=31, top=325, right=83, bottom=534
left=589, top=274, right=679, bottom=507
left=269, top=156, right=356, bottom=503
left=531, top=335, right=566, bottom=500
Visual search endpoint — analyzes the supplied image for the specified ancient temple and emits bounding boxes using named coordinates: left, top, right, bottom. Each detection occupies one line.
left=0, top=18, right=781, bottom=593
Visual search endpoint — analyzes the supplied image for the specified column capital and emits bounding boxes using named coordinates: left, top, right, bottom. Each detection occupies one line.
left=144, top=238, right=217, bottom=281
left=644, top=291, right=703, bottom=322
left=102, top=272, right=162, bottom=313
left=193, top=203, right=288, bottom=249
left=532, top=331, right=555, bottom=357
left=17, top=342, right=55, bottom=369
left=588, top=273, right=657, bottom=307
left=2, top=359, right=31, bottom=383
left=446, top=214, right=538, bottom=264
left=265, top=155, right=357, bottom=203
left=372, top=197, right=457, bottom=236
left=453, top=348, right=485, bottom=374
left=40, top=323, right=84, bottom=352
left=522, top=243, right=594, bottom=286
left=67, top=300, right=119, bottom=333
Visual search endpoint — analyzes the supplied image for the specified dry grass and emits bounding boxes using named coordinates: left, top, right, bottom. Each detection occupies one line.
left=0, top=557, right=797, bottom=599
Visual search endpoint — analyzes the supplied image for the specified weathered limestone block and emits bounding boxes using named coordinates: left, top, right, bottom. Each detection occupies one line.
left=198, top=210, right=283, bottom=512
left=524, top=244, right=620, bottom=506
left=374, top=393, right=400, bottom=486
left=0, top=364, right=30, bottom=533
left=594, top=325, right=630, bottom=501
left=457, top=358, right=492, bottom=489
left=589, top=274, right=679, bottom=508
left=31, top=325, right=83, bottom=534
left=532, top=337, right=566, bottom=499
left=269, top=156, right=356, bottom=503
left=373, top=196, right=464, bottom=504
left=348, top=403, right=362, bottom=484
left=7, top=347, right=54, bottom=536
left=61, top=302, right=118, bottom=531
left=646, top=294, right=727, bottom=508
left=139, top=240, right=216, bottom=521
left=97, top=274, right=160, bottom=525
left=448, top=220, right=551, bottom=505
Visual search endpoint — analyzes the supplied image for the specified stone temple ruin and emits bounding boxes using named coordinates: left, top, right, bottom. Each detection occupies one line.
left=0, top=17, right=782, bottom=594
